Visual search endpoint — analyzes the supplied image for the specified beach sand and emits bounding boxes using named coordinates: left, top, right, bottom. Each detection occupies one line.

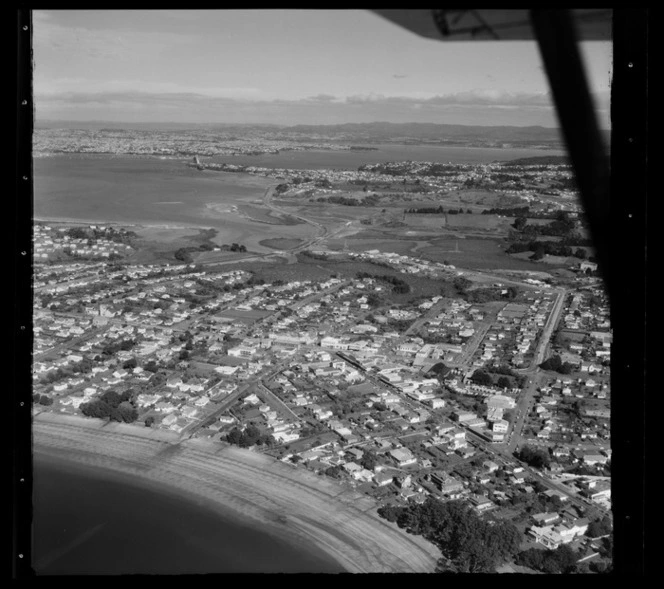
left=32, top=412, right=440, bottom=573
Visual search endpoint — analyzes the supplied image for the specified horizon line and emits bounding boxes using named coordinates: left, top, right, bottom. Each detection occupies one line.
left=35, top=119, right=578, bottom=131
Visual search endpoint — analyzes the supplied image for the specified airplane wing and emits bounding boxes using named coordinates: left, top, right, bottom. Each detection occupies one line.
left=372, top=9, right=612, bottom=41
left=370, top=9, right=614, bottom=307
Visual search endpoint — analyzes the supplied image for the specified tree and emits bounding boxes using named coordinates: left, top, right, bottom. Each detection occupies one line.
left=143, top=360, right=159, bottom=373
left=226, top=427, right=242, bottom=445
left=497, top=376, right=511, bottom=389
left=513, top=216, right=528, bottom=231
left=145, top=416, right=155, bottom=427
left=553, top=544, right=578, bottom=573
left=516, top=445, right=551, bottom=469
left=360, top=450, right=378, bottom=470
left=377, top=504, right=402, bottom=523
left=470, top=369, right=493, bottom=387
left=122, top=358, right=137, bottom=370
left=586, top=516, right=612, bottom=538
left=100, top=390, right=122, bottom=408
left=530, top=247, right=545, bottom=261
left=540, top=355, right=563, bottom=371
left=120, top=389, right=134, bottom=403
left=428, top=362, right=452, bottom=379
left=117, top=401, right=138, bottom=423
left=80, top=400, right=112, bottom=419
left=325, top=465, right=342, bottom=479
left=367, top=293, right=382, bottom=308
left=589, top=561, right=610, bottom=573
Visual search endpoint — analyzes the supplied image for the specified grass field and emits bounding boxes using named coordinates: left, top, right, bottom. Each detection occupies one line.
left=420, top=238, right=548, bottom=271
left=217, top=309, right=273, bottom=321
left=235, top=260, right=335, bottom=284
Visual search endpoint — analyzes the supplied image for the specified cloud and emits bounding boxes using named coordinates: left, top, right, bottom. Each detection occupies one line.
left=35, top=78, right=262, bottom=100
left=32, top=10, right=194, bottom=63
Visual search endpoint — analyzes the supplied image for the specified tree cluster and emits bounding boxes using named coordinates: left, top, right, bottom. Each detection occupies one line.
left=426, top=362, right=452, bottom=380
left=484, top=364, right=525, bottom=387
left=404, top=206, right=445, bottom=214
left=515, top=445, right=551, bottom=469
left=101, top=338, right=136, bottom=357
left=378, top=498, right=522, bottom=573
left=470, top=369, right=494, bottom=387
left=319, top=194, right=380, bottom=207
left=80, top=389, right=138, bottom=423
left=483, top=206, right=532, bottom=217
left=227, top=243, right=247, bottom=252
left=514, top=545, right=579, bottom=574
left=174, top=248, right=194, bottom=263
left=225, top=424, right=274, bottom=448
left=507, top=240, right=576, bottom=258
left=539, top=354, right=574, bottom=374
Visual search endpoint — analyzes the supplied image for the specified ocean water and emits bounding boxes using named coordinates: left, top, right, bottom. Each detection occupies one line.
left=32, top=146, right=565, bottom=228
left=31, top=455, right=345, bottom=575
left=207, top=143, right=566, bottom=169
left=33, top=155, right=272, bottom=228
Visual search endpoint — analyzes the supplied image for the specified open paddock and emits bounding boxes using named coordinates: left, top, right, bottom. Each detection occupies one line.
left=420, top=238, right=549, bottom=271
left=234, top=260, right=337, bottom=284
left=403, top=213, right=511, bottom=232
left=217, top=308, right=274, bottom=322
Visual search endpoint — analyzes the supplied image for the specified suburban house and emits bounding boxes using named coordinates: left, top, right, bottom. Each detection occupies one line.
left=389, top=447, right=417, bottom=467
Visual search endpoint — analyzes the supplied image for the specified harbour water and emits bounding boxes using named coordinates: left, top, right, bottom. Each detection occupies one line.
left=31, top=454, right=345, bottom=575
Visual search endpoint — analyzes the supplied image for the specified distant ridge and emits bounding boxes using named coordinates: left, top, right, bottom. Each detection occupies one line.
left=501, top=156, right=572, bottom=166
left=36, top=120, right=561, bottom=133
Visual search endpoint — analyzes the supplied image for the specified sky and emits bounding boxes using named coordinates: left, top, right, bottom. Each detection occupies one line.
left=32, top=9, right=613, bottom=128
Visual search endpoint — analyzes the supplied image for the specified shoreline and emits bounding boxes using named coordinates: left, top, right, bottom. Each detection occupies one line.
left=32, top=411, right=440, bottom=573
left=33, top=216, right=215, bottom=232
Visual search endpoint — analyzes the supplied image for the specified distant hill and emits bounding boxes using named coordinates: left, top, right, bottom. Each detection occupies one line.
left=501, top=156, right=572, bottom=166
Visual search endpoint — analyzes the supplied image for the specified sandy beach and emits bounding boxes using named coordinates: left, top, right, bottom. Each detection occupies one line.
left=32, top=412, right=440, bottom=573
